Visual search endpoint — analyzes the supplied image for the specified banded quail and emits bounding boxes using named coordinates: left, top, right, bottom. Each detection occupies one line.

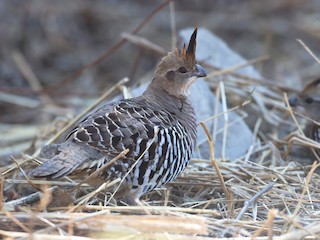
left=30, top=28, right=207, bottom=204
left=289, top=78, right=320, bottom=159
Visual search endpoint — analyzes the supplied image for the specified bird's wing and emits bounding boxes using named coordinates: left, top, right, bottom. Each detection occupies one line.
left=31, top=99, right=188, bottom=179
left=69, top=99, right=176, bottom=160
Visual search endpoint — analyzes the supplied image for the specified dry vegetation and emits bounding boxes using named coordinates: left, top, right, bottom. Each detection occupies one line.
left=1, top=1, right=320, bottom=239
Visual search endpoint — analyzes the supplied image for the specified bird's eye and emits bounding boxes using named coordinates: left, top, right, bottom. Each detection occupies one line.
left=305, top=97, right=314, bottom=104
left=178, top=67, right=187, bottom=73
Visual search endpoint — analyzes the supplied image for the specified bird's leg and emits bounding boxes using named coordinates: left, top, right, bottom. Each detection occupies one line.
left=122, top=195, right=140, bottom=206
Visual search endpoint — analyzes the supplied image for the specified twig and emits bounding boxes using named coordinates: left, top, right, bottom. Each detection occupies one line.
left=12, top=51, right=54, bottom=106
left=5, top=211, right=31, bottom=233
left=33, top=199, right=215, bottom=236
left=0, top=91, right=40, bottom=108
left=0, top=175, right=4, bottom=210
left=200, top=122, right=230, bottom=202
left=206, top=55, right=269, bottom=79
left=80, top=205, right=220, bottom=216
left=283, top=92, right=304, bottom=135
left=236, top=182, right=274, bottom=220
left=297, top=39, right=320, bottom=65
left=219, top=81, right=228, bottom=160
left=202, top=99, right=251, bottom=123
left=3, top=186, right=58, bottom=211
left=10, top=156, right=39, bottom=191
left=291, top=161, right=319, bottom=218
left=206, top=62, right=300, bottom=93
left=121, top=32, right=166, bottom=55
left=278, top=222, right=320, bottom=240
left=169, top=1, right=176, bottom=50
left=70, top=182, right=110, bottom=211
left=0, top=230, right=96, bottom=240
left=4, top=179, right=78, bottom=187
left=251, top=209, right=278, bottom=239
left=212, top=83, right=220, bottom=143
left=280, top=212, right=317, bottom=238
left=128, top=48, right=144, bottom=83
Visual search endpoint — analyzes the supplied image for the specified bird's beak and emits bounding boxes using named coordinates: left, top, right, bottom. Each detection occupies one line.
left=192, top=64, right=207, bottom=78
left=288, top=96, right=299, bottom=107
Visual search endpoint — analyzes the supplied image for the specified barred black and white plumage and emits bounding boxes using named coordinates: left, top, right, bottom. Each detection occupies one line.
left=30, top=28, right=207, bottom=204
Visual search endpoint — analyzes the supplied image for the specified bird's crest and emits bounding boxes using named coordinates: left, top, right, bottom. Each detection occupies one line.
left=302, top=78, right=320, bottom=94
left=181, top=27, right=197, bottom=63
left=157, top=28, right=198, bottom=69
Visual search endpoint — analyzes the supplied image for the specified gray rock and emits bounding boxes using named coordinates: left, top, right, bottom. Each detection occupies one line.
left=179, top=28, right=254, bottom=160
left=180, top=28, right=262, bottom=79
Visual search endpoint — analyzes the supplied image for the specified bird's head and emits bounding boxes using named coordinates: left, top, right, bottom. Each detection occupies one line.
left=289, top=78, right=320, bottom=120
left=149, top=28, right=207, bottom=98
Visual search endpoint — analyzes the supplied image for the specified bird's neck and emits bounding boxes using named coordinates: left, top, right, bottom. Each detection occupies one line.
left=143, top=84, right=188, bottom=111
left=142, top=82, right=197, bottom=141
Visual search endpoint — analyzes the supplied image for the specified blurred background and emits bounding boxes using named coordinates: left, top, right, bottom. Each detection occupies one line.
left=1, top=0, right=320, bottom=154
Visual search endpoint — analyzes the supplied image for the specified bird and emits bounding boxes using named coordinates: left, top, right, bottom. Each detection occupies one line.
left=30, top=28, right=207, bottom=204
left=289, top=78, right=320, bottom=159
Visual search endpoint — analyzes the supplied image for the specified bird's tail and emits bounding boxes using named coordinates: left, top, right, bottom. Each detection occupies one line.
left=29, top=141, right=95, bottom=179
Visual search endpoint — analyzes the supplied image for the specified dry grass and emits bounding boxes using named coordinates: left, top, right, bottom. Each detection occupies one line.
left=1, top=1, right=320, bottom=239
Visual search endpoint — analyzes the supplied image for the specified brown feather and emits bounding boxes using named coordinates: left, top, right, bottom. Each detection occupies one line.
left=186, top=28, right=197, bottom=57
left=180, top=28, right=197, bottom=65
left=302, top=77, right=320, bottom=94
